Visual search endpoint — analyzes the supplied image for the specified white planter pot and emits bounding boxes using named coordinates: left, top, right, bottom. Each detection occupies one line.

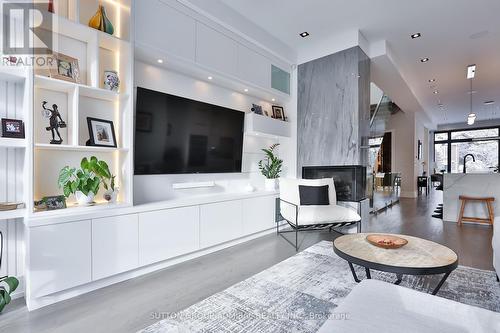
left=75, top=191, right=95, bottom=206
left=264, top=178, right=277, bottom=191
left=103, top=187, right=119, bottom=203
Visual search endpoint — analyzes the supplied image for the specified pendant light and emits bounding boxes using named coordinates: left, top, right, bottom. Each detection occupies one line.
left=467, top=65, right=476, bottom=125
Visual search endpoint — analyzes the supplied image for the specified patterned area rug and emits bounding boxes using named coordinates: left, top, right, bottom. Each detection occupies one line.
left=140, top=241, right=500, bottom=333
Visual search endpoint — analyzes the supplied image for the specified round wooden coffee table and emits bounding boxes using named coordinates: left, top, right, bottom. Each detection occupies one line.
left=333, top=233, right=458, bottom=295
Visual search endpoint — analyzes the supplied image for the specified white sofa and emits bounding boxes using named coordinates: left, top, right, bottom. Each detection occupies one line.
left=318, top=279, right=500, bottom=333
left=494, top=216, right=500, bottom=281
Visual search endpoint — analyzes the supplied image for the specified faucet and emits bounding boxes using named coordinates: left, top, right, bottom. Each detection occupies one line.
left=463, top=154, right=476, bottom=173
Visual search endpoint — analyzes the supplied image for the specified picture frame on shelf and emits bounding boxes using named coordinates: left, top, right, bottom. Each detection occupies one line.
left=87, top=117, right=117, bottom=148
left=1, top=118, right=25, bottom=138
left=272, top=105, right=286, bottom=121
left=35, top=196, right=67, bottom=211
left=251, top=104, right=263, bottom=115
left=49, top=52, right=81, bottom=83
left=136, top=112, right=153, bottom=132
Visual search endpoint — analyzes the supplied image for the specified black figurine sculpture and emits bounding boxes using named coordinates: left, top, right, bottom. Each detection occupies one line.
left=42, top=101, right=67, bottom=144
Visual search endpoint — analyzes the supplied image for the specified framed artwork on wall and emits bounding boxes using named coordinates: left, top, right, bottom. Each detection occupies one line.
left=417, top=139, right=422, bottom=160
left=1, top=118, right=25, bottom=138
left=87, top=117, right=117, bottom=148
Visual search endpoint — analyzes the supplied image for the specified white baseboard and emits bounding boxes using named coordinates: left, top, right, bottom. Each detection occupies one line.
left=25, top=225, right=284, bottom=311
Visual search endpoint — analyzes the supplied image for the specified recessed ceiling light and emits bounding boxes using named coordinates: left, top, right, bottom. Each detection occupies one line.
left=207, top=76, right=213, bottom=80
left=411, top=33, right=421, bottom=39
left=244, top=88, right=249, bottom=92
left=157, top=59, right=163, bottom=64
left=299, top=31, right=310, bottom=38
left=272, top=98, right=276, bottom=102
left=433, top=90, right=439, bottom=94
left=467, top=64, right=476, bottom=79
left=484, top=100, right=495, bottom=105
left=420, top=58, right=429, bottom=63
left=428, top=79, right=436, bottom=83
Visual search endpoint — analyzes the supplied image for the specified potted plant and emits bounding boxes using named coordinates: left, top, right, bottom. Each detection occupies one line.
left=258, top=143, right=283, bottom=190
left=0, top=276, right=19, bottom=313
left=58, top=156, right=112, bottom=205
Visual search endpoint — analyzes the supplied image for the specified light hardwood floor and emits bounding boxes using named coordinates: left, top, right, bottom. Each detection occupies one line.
left=0, top=190, right=494, bottom=333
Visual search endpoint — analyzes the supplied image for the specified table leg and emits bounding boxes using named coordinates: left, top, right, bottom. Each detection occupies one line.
left=348, top=262, right=361, bottom=283
left=432, top=271, right=451, bottom=295
left=394, top=274, right=403, bottom=285
left=365, top=267, right=371, bottom=279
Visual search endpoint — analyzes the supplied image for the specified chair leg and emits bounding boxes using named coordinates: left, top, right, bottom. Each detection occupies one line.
left=487, top=201, right=494, bottom=225
left=357, top=220, right=362, bottom=233
left=295, top=227, right=298, bottom=252
left=458, top=199, right=466, bottom=226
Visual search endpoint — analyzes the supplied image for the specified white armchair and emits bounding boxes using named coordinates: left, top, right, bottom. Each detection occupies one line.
left=278, top=178, right=362, bottom=251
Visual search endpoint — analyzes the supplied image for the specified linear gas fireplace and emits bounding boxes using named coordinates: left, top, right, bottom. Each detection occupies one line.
left=302, top=165, right=366, bottom=202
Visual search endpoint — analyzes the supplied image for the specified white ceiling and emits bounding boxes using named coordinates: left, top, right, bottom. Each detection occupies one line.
left=218, top=0, right=500, bottom=125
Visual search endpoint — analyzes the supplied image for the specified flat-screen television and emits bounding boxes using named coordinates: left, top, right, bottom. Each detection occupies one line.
left=134, top=87, right=244, bottom=175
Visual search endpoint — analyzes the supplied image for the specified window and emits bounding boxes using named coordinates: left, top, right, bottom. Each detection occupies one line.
left=433, top=127, right=500, bottom=173
left=434, top=132, right=448, bottom=141
left=434, top=143, right=448, bottom=172
left=451, top=128, right=498, bottom=140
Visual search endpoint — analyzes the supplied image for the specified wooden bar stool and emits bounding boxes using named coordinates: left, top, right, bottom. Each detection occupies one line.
left=458, top=195, right=495, bottom=226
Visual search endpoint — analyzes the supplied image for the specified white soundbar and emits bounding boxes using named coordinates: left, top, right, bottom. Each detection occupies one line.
left=172, top=181, right=216, bottom=189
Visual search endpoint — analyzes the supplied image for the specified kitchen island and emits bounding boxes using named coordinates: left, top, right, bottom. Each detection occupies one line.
left=443, top=173, right=500, bottom=223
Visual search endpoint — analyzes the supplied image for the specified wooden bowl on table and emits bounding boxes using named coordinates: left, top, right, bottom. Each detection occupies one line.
left=366, top=234, right=408, bottom=249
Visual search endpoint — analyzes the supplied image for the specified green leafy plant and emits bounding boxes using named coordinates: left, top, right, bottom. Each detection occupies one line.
left=258, top=143, right=283, bottom=179
left=0, top=276, right=19, bottom=313
left=58, top=156, right=112, bottom=197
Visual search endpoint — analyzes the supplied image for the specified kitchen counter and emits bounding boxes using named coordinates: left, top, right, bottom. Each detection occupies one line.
left=443, top=173, right=500, bottom=223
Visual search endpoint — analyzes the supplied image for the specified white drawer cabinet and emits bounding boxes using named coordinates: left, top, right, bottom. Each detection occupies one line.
left=138, top=206, right=200, bottom=266
left=196, top=22, right=238, bottom=77
left=135, top=0, right=196, bottom=61
left=200, top=200, right=243, bottom=248
left=92, top=214, right=139, bottom=280
left=243, top=196, right=276, bottom=235
left=29, top=220, right=91, bottom=298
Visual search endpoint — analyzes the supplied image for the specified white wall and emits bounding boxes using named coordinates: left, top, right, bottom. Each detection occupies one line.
left=386, top=111, right=417, bottom=197
left=133, top=61, right=297, bottom=204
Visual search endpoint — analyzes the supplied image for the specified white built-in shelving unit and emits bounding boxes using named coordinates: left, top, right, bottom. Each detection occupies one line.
left=31, top=0, right=133, bottom=216
left=0, top=0, right=133, bottom=220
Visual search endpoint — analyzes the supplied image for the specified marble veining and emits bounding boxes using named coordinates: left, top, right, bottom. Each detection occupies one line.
left=297, top=46, right=370, bottom=172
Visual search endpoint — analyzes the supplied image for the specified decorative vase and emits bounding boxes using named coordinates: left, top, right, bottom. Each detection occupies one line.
left=75, top=191, right=95, bottom=206
left=264, top=178, right=277, bottom=191
left=103, top=70, right=120, bottom=92
left=48, top=0, right=54, bottom=13
left=88, top=5, right=114, bottom=35
left=103, top=187, right=119, bottom=203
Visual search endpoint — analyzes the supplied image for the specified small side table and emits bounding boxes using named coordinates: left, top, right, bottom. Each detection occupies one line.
left=458, top=195, right=495, bottom=226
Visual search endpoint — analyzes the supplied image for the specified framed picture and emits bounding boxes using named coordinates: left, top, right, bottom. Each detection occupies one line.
left=42, top=195, right=66, bottom=211
left=136, top=112, right=153, bottom=132
left=87, top=117, right=117, bottom=148
left=417, top=140, right=422, bottom=160
left=49, top=52, right=80, bottom=83
left=251, top=104, right=263, bottom=115
left=1, top=118, right=25, bottom=138
left=272, top=105, right=286, bottom=121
